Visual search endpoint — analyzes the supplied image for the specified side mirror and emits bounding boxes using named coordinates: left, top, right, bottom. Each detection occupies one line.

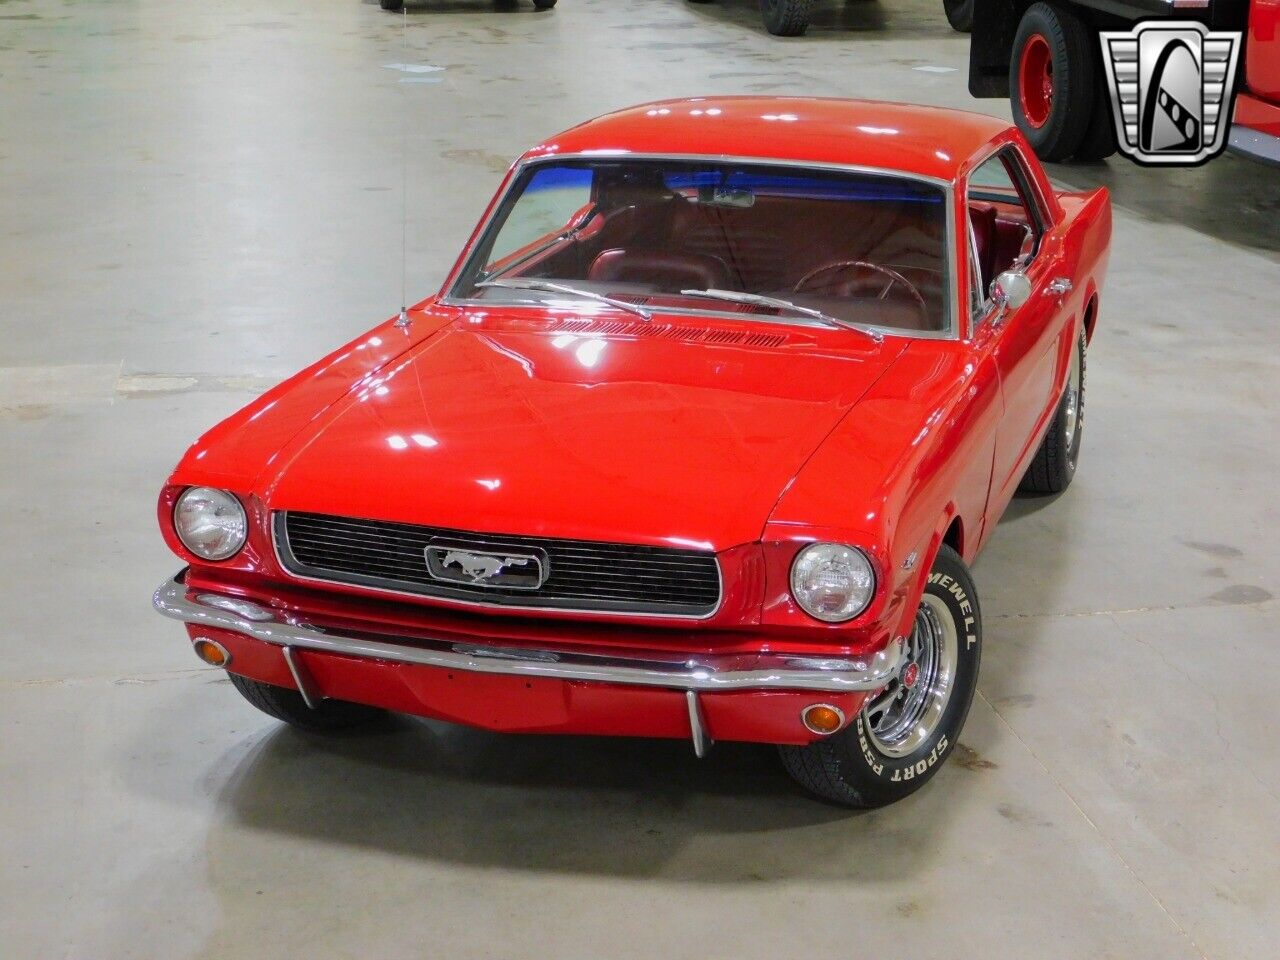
left=989, top=270, right=1032, bottom=316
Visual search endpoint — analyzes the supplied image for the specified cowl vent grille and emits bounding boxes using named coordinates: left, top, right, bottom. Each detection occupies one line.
left=549, top=317, right=786, bottom=348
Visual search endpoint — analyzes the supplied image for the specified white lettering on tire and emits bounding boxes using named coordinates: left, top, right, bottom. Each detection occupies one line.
left=927, top=571, right=978, bottom=649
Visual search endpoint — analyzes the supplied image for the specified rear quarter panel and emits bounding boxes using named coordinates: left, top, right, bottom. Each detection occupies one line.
left=1055, top=186, right=1112, bottom=345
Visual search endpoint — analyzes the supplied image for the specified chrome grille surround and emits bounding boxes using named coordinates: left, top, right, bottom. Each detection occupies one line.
left=274, top=511, right=723, bottom=618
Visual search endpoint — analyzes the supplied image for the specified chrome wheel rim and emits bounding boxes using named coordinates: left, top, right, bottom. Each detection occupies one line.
left=862, top=594, right=958, bottom=757
left=1065, top=344, right=1082, bottom=452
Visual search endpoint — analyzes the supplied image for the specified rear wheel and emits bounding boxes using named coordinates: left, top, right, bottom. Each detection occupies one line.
left=942, top=0, right=973, bottom=32
left=228, top=672, right=387, bottom=732
left=1073, top=72, right=1119, bottom=161
left=1020, top=329, right=1086, bottom=493
left=761, top=0, right=813, bottom=36
left=779, top=545, right=982, bottom=807
left=1010, top=2, right=1095, bottom=161
left=532, top=0, right=558, bottom=8
left=380, top=0, right=404, bottom=10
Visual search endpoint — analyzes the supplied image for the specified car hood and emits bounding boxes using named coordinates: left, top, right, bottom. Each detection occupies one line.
left=260, top=313, right=907, bottom=550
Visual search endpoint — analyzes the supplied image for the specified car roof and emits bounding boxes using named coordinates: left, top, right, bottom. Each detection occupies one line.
left=523, top=97, right=1014, bottom=183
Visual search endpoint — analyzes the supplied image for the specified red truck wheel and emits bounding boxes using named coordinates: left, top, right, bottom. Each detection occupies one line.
left=1010, top=3, right=1095, bottom=161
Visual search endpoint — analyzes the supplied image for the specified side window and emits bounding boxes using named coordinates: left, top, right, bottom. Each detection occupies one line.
left=966, top=150, right=1043, bottom=312
left=484, top=166, right=594, bottom=270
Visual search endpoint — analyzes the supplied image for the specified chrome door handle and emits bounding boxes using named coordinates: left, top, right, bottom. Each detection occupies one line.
left=1045, top=277, right=1073, bottom=297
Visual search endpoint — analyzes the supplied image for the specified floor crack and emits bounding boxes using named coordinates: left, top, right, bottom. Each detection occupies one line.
left=1106, top=615, right=1280, bottom=807
left=989, top=596, right=1278, bottom=621
left=2, top=668, right=210, bottom=688
left=977, top=689, right=1212, bottom=960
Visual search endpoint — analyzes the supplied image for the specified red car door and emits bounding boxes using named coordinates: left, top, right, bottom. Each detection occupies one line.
left=964, top=148, right=1068, bottom=512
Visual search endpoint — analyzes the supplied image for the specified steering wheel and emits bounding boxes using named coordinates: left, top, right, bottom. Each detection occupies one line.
left=793, top=260, right=926, bottom=312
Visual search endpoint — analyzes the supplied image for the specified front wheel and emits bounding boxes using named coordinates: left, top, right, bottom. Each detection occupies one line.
left=380, top=0, right=404, bottom=11
left=761, top=0, right=813, bottom=36
left=532, top=0, right=558, bottom=8
left=779, top=544, right=982, bottom=807
left=228, top=672, right=387, bottom=732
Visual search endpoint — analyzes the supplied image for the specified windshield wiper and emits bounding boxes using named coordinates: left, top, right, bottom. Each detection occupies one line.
left=679, top=288, right=883, bottom=343
left=477, top=278, right=652, bottom=321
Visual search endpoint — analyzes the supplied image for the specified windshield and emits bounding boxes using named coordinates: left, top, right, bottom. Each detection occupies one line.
left=449, top=158, right=952, bottom=335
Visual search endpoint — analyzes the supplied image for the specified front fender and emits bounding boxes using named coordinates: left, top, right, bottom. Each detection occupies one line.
left=767, top=339, right=998, bottom=641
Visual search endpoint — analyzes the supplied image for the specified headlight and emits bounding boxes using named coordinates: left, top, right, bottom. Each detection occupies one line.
left=790, top=543, right=876, bottom=623
left=174, top=487, right=247, bottom=561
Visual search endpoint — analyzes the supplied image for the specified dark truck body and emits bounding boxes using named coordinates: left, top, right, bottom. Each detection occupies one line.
left=969, top=0, right=1249, bottom=97
left=967, top=0, right=1280, bottom=165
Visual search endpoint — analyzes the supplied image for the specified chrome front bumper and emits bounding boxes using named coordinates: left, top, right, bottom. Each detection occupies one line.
left=153, top=572, right=904, bottom=694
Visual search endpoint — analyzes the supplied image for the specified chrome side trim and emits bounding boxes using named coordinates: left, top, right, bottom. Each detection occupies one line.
left=686, top=691, right=712, bottom=758
left=153, top=573, right=904, bottom=694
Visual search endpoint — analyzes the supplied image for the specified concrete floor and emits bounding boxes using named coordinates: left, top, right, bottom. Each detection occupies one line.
left=2, top=0, right=1278, bottom=957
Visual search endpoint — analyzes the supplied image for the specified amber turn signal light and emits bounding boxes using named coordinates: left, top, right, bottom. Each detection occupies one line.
left=192, top=637, right=231, bottom=668
left=801, top=703, right=846, bottom=735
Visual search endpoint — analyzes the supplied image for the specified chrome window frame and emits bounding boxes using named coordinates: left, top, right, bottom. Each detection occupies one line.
left=964, top=144, right=1050, bottom=328
left=439, top=152, right=961, bottom=342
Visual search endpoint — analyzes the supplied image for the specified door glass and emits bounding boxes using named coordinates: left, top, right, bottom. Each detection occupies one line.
left=967, top=152, right=1041, bottom=307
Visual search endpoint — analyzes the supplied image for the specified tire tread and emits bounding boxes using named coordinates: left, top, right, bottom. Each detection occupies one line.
left=761, top=0, right=813, bottom=36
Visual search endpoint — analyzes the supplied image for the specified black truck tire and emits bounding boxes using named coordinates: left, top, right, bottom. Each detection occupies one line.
left=943, top=0, right=974, bottom=32
left=1010, top=3, right=1096, bottom=161
left=761, top=0, right=813, bottom=36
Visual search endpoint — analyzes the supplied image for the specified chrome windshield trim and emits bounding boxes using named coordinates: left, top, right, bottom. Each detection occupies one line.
left=154, top=573, right=904, bottom=693
left=440, top=151, right=959, bottom=340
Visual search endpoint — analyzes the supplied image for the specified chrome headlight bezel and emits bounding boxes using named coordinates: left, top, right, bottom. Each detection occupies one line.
left=173, top=487, right=248, bottom=561
left=789, top=542, right=877, bottom=623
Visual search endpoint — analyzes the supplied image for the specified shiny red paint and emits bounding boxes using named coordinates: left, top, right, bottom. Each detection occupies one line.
left=1235, top=1, right=1280, bottom=140
left=1246, top=0, right=1280, bottom=106
left=158, top=99, right=1112, bottom=746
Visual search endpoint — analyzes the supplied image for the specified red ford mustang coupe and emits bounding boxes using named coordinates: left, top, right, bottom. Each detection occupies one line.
left=154, top=98, right=1110, bottom=806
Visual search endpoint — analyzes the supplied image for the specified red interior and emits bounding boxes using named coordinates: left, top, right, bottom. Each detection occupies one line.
left=503, top=193, right=949, bottom=331
left=968, top=201, right=1033, bottom=293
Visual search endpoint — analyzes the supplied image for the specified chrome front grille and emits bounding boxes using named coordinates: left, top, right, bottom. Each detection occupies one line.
left=274, top=511, right=722, bottom=617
